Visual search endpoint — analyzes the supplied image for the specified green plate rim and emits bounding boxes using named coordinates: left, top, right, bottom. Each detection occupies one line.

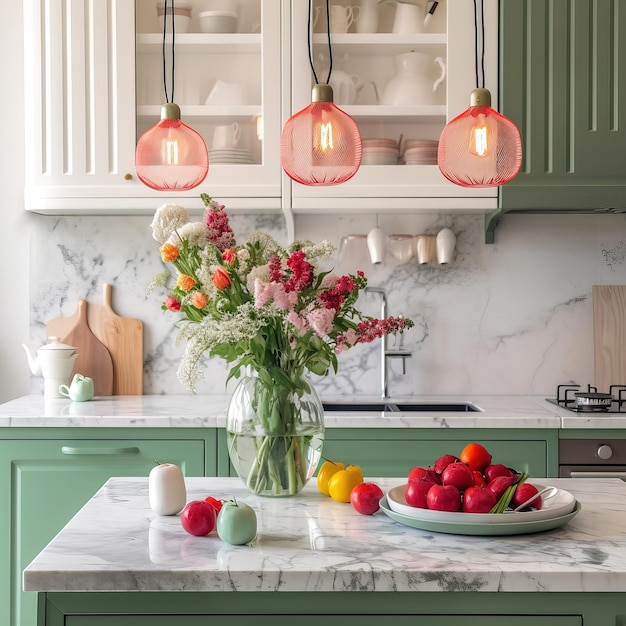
left=379, top=496, right=582, bottom=536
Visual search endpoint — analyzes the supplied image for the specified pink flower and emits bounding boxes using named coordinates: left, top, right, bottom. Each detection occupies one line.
left=222, top=248, right=236, bottom=263
left=287, top=311, right=308, bottom=335
left=165, top=295, right=181, bottom=312
left=204, top=201, right=235, bottom=251
left=306, top=308, right=335, bottom=338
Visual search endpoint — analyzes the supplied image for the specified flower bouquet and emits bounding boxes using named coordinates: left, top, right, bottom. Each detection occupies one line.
left=150, top=194, right=414, bottom=495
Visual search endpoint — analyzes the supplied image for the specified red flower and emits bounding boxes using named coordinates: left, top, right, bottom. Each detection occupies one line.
left=284, top=250, right=314, bottom=293
left=165, top=295, right=181, bottom=312
left=222, top=249, right=236, bottom=263
left=212, top=266, right=231, bottom=289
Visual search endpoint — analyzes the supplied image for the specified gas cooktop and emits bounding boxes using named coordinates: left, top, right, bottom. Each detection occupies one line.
left=546, top=384, right=626, bottom=414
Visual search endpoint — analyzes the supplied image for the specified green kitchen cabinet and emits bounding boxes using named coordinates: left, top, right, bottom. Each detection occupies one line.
left=33, top=590, right=626, bottom=625
left=487, top=0, right=626, bottom=242
left=219, top=428, right=560, bottom=479
left=0, top=427, right=216, bottom=626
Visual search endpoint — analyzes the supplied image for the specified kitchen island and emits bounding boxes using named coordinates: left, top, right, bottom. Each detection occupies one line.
left=23, top=476, right=626, bottom=625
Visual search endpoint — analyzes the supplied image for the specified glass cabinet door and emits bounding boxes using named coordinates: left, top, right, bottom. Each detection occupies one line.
left=135, top=0, right=283, bottom=211
left=288, top=0, right=498, bottom=212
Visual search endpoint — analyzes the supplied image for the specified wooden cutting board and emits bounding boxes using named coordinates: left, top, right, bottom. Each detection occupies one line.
left=88, top=283, right=144, bottom=395
left=61, top=300, right=114, bottom=396
left=593, top=285, right=626, bottom=393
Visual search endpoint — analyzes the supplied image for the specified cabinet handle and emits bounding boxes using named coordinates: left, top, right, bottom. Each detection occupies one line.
left=61, top=446, right=140, bottom=456
left=569, top=471, right=626, bottom=479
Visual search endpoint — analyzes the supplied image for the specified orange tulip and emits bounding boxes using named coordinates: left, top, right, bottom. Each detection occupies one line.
left=212, top=266, right=231, bottom=289
left=192, top=291, right=209, bottom=308
left=176, top=274, right=196, bottom=292
left=160, top=242, right=180, bottom=262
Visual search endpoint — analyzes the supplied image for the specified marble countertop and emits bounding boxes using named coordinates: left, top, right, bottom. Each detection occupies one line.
left=0, top=393, right=619, bottom=429
left=23, top=476, right=626, bottom=593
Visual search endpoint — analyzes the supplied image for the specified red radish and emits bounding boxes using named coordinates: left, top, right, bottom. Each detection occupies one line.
left=512, top=483, right=542, bottom=510
left=408, top=466, right=427, bottom=482
left=487, top=474, right=517, bottom=499
left=433, top=454, right=460, bottom=474
left=463, top=485, right=497, bottom=513
left=426, top=484, right=461, bottom=512
left=350, top=482, right=385, bottom=515
left=405, top=477, right=437, bottom=508
left=441, top=462, right=475, bottom=491
left=484, top=463, right=516, bottom=482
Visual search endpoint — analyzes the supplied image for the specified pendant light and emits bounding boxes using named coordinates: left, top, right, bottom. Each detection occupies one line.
left=437, top=0, right=522, bottom=188
left=136, top=0, right=208, bottom=191
left=281, top=0, right=362, bottom=186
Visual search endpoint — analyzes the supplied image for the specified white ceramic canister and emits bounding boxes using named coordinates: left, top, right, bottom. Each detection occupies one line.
left=149, top=463, right=187, bottom=516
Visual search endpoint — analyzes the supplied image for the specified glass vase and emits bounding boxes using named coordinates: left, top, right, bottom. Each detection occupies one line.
left=226, top=372, right=325, bottom=497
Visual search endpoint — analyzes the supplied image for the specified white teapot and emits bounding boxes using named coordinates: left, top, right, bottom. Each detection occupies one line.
left=22, top=336, right=78, bottom=398
left=381, top=51, right=446, bottom=105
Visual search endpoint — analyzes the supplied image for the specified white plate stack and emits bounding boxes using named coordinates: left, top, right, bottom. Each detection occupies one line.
left=361, top=138, right=399, bottom=165
left=402, top=139, right=439, bottom=165
left=208, top=148, right=255, bottom=164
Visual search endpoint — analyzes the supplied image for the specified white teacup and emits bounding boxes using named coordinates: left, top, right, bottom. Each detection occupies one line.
left=330, top=4, right=358, bottom=33
left=212, top=123, right=241, bottom=150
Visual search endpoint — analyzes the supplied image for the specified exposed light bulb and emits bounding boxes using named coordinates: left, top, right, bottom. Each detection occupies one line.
left=438, top=88, right=522, bottom=188
left=469, top=114, right=489, bottom=157
left=281, top=84, right=362, bottom=186
left=136, top=103, right=209, bottom=192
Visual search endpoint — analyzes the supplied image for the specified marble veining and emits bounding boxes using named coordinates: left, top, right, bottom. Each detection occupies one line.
left=23, top=476, right=626, bottom=593
left=24, top=212, right=626, bottom=398
left=0, top=394, right=591, bottom=428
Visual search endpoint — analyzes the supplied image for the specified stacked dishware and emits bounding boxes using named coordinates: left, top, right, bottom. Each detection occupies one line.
left=402, top=139, right=439, bottom=165
left=208, top=148, right=254, bottom=164
left=361, top=138, right=399, bottom=165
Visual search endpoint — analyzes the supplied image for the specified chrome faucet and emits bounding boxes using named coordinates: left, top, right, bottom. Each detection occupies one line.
left=365, top=287, right=412, bottom=399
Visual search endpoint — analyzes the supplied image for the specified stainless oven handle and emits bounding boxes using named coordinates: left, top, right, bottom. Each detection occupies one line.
left=569, top=471, right=626, bottom=478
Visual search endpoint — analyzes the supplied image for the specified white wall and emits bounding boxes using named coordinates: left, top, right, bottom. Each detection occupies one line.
left=0, top=3, right=31, bottom=402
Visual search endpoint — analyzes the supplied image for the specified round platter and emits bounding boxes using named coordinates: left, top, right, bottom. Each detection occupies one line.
left=380, top=496, right=581, bottom=536
left=387, top=483, right=576, bottom=524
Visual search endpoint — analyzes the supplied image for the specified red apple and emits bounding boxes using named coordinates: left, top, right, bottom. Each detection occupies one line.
left=426, top=484, right=461, bottom=512
left=433, top=454, right=460, bottom=474
left=463, top=485, right=497, bottom=513
left=441, top=462, right=475, bottom=491
left=405, top=477, right=437, bottom=509
left=487, top=474, right=517, bottom=500
left=180, top=500, right=217, bottom=536
left=350, top=482, right=385, bottom=515
left=408, top=466, right=427, bottom=482
left=511, top=483, right=542, bottom=510
left=484, top=463, right=516, bottom=482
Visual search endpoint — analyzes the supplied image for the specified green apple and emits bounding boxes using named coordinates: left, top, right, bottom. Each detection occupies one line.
left=216, top=499, right=257, bottom=545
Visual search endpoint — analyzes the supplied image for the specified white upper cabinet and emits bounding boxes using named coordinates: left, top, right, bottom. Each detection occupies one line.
left=23, top=0, right=497, bottom=216
left=23, top=0, right=283, bottom=214
left=288, top=0, right=499, bottom=213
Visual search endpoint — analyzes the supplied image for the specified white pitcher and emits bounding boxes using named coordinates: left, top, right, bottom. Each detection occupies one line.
left=381, top=51, right=446, bottom=105
left=391, top=0, right=426, bottom=34
left=356, top=0, right=380, bottom=33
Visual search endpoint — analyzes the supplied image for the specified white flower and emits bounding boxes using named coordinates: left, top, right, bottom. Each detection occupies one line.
left=150, top=204, right=190, bottom=243
left=169, top=222, right=211, bottom=248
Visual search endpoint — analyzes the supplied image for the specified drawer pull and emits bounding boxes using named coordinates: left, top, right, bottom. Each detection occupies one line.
left=61, top=446, right=140, bottom=456
left=569, top=471, right=626, bottom=479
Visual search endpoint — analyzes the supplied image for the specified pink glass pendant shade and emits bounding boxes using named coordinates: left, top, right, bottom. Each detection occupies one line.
left=438, top=88, right=522, bottom=188
left=136, top=103, right=209, bottom=191
left=281, top=84, right=362, bottom=186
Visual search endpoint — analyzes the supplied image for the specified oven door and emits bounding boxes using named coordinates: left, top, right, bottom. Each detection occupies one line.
left=559, top=465, right=626, bottom=480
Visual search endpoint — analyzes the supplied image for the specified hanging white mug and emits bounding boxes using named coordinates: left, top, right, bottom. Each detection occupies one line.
left=436, top=228, right=457, bottom=264
left=367, top=227, right=386, bottom=264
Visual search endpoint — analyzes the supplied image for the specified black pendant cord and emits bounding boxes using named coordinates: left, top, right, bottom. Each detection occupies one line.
left=307, top=0, right=334, bottom=85
left=473, top=0, right=486, bottom=89
left=162, top=0, right=176, bottom=103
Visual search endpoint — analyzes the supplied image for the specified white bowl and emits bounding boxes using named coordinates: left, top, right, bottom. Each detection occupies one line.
left=386, top=483, right=577, bottom=524
left=361, top=154, right=398, bottom=165
left=199, top=10, right=237, bottom=33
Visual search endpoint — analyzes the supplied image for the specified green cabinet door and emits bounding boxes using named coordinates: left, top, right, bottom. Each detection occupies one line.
left=321, top=428, right=558, bottom=478
left=0, top=433, right=208, bottom=626
left=488, top=0, right=626, bottom=242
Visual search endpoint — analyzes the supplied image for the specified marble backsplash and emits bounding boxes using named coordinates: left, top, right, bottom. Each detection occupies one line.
left=27, top=208, right=626, bottom=398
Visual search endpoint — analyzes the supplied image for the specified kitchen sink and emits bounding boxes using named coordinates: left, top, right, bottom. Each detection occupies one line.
left=322, top=402, right=481, bottom=413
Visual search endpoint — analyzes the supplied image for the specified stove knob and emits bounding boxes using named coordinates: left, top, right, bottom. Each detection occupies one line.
left=596, top=444, right=613, bottom=460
